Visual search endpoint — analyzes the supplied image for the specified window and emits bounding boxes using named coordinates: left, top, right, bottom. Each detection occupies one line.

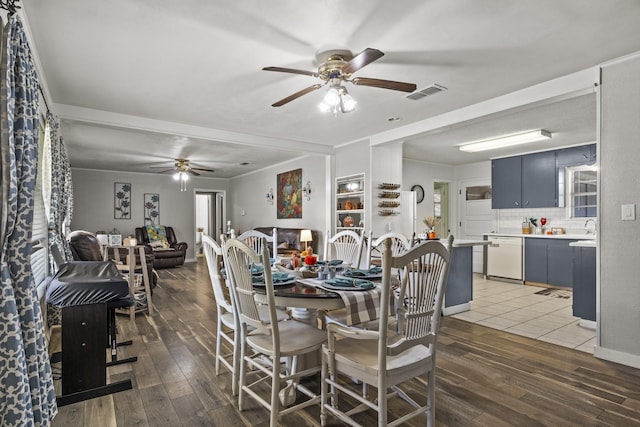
left=566, top=165, right=597, bottom=218
left=465, top=185, right=492, bottom=201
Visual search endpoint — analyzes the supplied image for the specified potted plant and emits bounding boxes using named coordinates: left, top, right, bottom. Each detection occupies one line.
left=422, top=216, right=439, bottom=239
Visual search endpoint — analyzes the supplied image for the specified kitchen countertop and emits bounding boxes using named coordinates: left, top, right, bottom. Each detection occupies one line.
left=484, top=232, right=596, bottom=240
left=569, top=240, right=597, bottom=248
left=450, top=239, right=491, bottom=247
left=417, top=238, right=489, bottom=248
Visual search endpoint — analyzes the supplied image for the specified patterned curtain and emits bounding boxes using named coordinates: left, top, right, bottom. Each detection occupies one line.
left=44, top=112, right=73, bottom=269
left=0, top=14, right=58, bottom=426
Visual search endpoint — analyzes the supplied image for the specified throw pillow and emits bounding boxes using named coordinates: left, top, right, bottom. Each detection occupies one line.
left=146, top=225, right=169, bottom=248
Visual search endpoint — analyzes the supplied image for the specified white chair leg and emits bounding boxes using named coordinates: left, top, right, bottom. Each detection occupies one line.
left=215, top=317, right=222, bottom=376
left=378, top=385, right=387, bottom=427
left=270, top=355, right=280, bottom=427
left=238, top=332, right=247, bottom=411
left=427, top=369, right=435, bottom=427
left=232, top=328, right=240, bottom=396
left=320, top=351, right=328, bottom=427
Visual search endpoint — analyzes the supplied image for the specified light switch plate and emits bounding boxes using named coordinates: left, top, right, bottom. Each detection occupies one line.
left=621, top=204, right=636, bottom=221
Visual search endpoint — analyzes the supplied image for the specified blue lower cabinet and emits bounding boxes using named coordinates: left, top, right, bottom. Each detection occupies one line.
left=445, top=246, right=473, bottom=309
left=572, top=246, right=596, bottom=321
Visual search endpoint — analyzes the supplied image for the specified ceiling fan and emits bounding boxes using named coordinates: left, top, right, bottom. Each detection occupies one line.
left=150, top=158, right=215, bottom=176
left=263, top=48, right=417, bottom=112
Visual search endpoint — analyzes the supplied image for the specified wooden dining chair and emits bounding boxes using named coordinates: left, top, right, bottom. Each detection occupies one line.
left=324, top=229, right=366, bottom=268
left=367, top=231, right=412, bottom=267
left=222, top=237, right=327, bottom=427
left=321, top=235, right=454, bottom=427
left=202, top=234, right=240, bottom=395
left=237, top=228, right=277, bottom=260
left=324, top=230, right=413, bottom=333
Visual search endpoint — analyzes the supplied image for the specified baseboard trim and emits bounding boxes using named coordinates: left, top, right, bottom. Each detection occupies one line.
left=579, top=319, right=596, bottom=330
left=594, top=346, right=640, bottom=369
left=443, top=302, right=471, bottom=316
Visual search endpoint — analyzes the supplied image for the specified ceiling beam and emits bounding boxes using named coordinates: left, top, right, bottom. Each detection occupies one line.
left=54, top=103, right=335, bottom=156
left=369, top=67, right=599, bottom=146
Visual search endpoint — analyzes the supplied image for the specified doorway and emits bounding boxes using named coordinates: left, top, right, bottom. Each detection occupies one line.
left=433, top=182, right=449, bottom=238
left=457, top=179, right=493, bottom=273
left=195, top=190, right=225, bottom=256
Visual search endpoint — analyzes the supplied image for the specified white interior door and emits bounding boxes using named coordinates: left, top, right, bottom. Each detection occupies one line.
left=458, top=179, right=495, bottom=273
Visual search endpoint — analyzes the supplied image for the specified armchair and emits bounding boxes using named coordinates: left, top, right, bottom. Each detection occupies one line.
left=67, top=230, right=157, bottom=287
left=135, top=226, right=187, bottom=269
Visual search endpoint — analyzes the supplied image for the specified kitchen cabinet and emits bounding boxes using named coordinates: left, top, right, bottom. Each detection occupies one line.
left=556, top=144, right=596, bottom=167
left=491, top=151, right=557, bottom=209
left=521, top=151, right=557, bottom=208
left=336, top=174, right=365, bottom=233
left=491, top=156, right=522, bottom=208
left=525, top=238, right=578, bottom=287
left=572, top=246, right=596, bottom=321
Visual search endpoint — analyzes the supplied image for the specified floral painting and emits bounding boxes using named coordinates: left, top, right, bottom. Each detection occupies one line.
left=114, top=182, right=131, bottom=219
left=144, top=193, right=160, bottom=226
left=277, top=168, right=302, bottom=219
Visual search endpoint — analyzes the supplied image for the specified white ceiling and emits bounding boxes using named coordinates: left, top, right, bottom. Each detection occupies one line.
left=21, top=0, right=640, bottom=177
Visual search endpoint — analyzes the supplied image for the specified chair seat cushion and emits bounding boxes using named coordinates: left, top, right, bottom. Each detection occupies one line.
left=247, top=320, right=326, bottom=356
left=325, top=338, right=432, bottom=385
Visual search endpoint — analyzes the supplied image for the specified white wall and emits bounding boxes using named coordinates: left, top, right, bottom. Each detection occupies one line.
left=403, top=158, right=455, bottom=235
left=335, top=139, right=371, bottom=233
left=597, top=53, right=640, bottom=368
left=71, top=168, right=229, bottom=261
left=371, top=142, right=403, bottom=236
left=229, top=155, right=328, bottom=254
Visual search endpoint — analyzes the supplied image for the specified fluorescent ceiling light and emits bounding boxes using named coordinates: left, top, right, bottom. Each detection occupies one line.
left=458, top=129, right=552, bottom=152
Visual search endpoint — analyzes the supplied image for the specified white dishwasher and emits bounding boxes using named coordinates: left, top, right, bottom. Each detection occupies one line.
left=486, top=236, right=523, bottom=281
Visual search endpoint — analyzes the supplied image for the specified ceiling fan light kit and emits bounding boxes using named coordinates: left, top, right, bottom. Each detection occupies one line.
left=318, top=85, right=356, bottom=114
left=263, top=47, right=416, bottom=114
left=151, top=158, right=215, bottom=191
left=458, top=129, right=552, bottom=153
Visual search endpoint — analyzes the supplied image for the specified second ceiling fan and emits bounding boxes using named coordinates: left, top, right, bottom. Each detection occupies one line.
left=263, top=48, right=416, bottom=113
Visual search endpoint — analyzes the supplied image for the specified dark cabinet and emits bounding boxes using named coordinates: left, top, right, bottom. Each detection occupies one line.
left=491, top=156, right=522, bottom=208
left=491, top=151, right=557, bottom=209
left=556, top=144, right=596, bottom=167
left=522, top=151, right=557, bottom=208
left=573, top=246, right=596, bottom=321
left=525, top=238, right=578, bottom=287
left=524, top=238, right=547, bottom=283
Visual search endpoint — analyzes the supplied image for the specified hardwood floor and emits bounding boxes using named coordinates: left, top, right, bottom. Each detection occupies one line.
left=51, top=259, right=640, bottom=426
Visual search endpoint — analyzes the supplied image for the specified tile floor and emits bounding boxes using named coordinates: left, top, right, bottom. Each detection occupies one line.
left=451, top=275, right=596, bottom=353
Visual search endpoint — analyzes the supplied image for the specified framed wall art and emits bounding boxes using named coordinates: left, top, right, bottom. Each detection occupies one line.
left=277, top=168, right=302, bottom=219
left=144, top=193, right=160, bottom=226
left=114, top=182, right=131, bottom=219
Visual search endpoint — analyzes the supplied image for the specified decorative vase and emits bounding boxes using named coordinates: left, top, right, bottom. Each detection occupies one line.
left=343, top=215, right=355, bottom=227
left=428, top=229, right=437, bottom=240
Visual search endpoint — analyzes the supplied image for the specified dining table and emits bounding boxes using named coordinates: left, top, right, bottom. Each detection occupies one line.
left=252, top=265, right=387, bottom=327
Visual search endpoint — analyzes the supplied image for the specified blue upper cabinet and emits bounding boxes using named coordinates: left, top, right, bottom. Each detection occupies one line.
left=556, top=144, right=596, bottom=166
left=491, top=156, right=522, bottom=208
left=522, top=151, right=557, bottom=208
left=491, top=150, right=557, bottom=209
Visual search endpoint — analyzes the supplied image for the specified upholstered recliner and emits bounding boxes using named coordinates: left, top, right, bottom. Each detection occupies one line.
left=135, top=226, right=187, bottom=269
left=67, top=230, right=157, bottom=287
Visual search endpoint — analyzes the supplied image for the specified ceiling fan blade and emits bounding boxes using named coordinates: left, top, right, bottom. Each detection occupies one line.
left=186, top=170, right=201, bottom=176
left=191, top=167, right=215, bottom=173
left=351, top=77, right=417, bottom=93
left=342, top=48, right=384, bottom=75
left=263, top=66, right=318, bottom=78
left=152, top=168, right=175, bottom=174
left=272, top=84, right=323, bottom=107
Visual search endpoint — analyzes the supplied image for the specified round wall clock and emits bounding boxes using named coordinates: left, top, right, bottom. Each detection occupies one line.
left=411, top=184, right=425, bottom=204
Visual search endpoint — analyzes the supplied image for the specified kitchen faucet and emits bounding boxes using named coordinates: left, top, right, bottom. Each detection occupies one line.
left=584, top=218, right=597, bottom=235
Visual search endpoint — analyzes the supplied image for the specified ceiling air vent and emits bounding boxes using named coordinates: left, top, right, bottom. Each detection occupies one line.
left=406, top=84, right=447, bottom=100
